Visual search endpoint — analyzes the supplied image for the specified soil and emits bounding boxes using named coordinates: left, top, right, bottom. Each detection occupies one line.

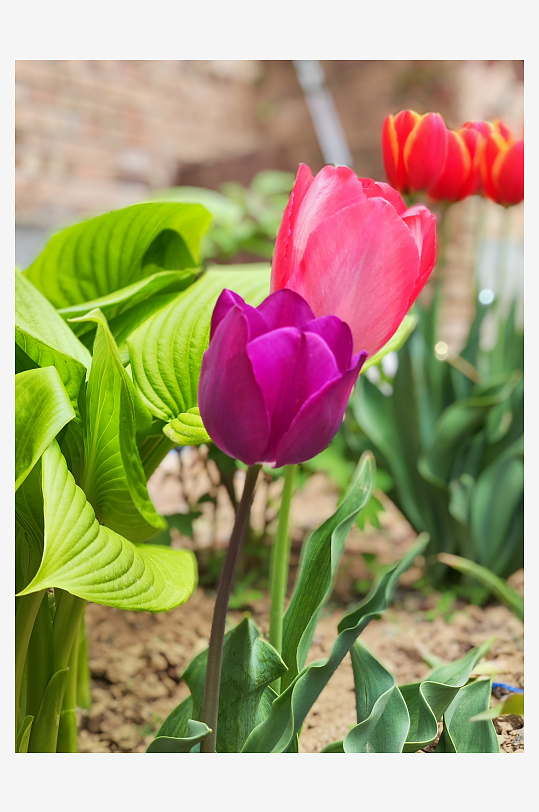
left=78, top=449, right=524, bottom=754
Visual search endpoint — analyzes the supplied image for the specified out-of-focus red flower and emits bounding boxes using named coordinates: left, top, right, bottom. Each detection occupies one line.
left=460, top=120, right=512, bottom=197
left=480, top=128, right=524, bottom=206
left=382, top=110, right=447, bottom=194
left=428, top=129, right=472, bottom=202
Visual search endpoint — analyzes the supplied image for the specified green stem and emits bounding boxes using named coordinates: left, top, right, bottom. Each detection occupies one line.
left=57, top=615, right=82, bottom=753
left=269, top=464, right=296, bottom=691
left=52, top=590, right=86, bottom=672
left=200, top=464, right=261, bottom=753
left=25, top=590, right=54, bottom=720
left=15, top=589, right=46, bottom=742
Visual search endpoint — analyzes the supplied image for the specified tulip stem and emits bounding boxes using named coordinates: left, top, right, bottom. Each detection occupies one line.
left=269, top=463, right=297, bottom=691
left=200, top=464, right=261, bottom=753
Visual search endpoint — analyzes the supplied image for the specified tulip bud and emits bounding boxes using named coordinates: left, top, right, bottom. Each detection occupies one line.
left=382, top=110, right=448, bottom=194
left=198, top=289, right=367, bottom=467
left=271, top=164, right=437, bottom=357
left=480, top=132, right=524, bottom=207
left=428, top=129, right=472, bottom=202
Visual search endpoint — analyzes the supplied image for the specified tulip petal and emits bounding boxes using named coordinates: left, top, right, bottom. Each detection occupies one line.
left=401, top=205, right=437, bottom=305
left=303, top=315, right=353, bottom=373
left=404, top=113, right=447, bottom=192
left=210, top=289, right=267, bottom=342
left=493, top=140, right=524, bottom=206
left=288, top=165, right=367, bottom=274
left=257, top=288, right=315, bottom=330
left=248, top=327, right=340, bottom=460
left=272, top=351, right=367, bottom=467
left=428, top=129, right=472, bottom=202
left=288, top=198, right=421, bottom=356
left=360, top=178, right=407, bottom=215
left=198, top=304, right=270, bottom=466
left=271, top=163, right=314, bottom=292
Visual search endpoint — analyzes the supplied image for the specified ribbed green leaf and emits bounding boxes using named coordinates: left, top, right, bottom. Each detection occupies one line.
left=281, top=452, right=376, bottom=692
left=17, top=441, right=197, bottom=612
left=15, top=367, right=75, bottom=491
left=24, top=202, right=212, bottom=308
left=75, top=309, right=165, bottom=542
left=345, top=640, right=410, bottom=752
left=128, top=265, right=270, bottom=422
left=15, top=466, right=44, bottom=594
left=15, top=272, right=90, bottom=402
left=242, top=536, right=428, bottom=753
left=400, top=639, right=493, bottom=751
left=436, top=679, right=499, bottom=752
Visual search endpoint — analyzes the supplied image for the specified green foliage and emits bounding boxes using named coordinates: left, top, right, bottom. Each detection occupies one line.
left=438, top=553, right=523, bottom=621
left=351, top=292, right=524, bottom=583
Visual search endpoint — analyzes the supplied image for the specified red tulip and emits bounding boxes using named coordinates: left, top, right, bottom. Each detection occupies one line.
left=382, top=110, right=448, bottom=194
left=271, top=164, right=437, bottom=358
left=428, top=128, right=472, bottom=202
left=480, top=131, right=524, bottom=206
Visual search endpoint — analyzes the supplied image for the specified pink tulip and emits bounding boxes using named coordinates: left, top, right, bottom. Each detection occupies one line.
left=271, top=164, right=437, bottom=357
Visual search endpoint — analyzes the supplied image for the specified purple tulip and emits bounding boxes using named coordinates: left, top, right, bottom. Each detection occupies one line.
left=198, top=288, right=367, bottom=467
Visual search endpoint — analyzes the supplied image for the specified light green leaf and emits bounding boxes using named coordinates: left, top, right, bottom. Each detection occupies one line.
left=469, top=690, right=524, bottom=721
left=438, top=553, right=524, bottom=622
left=15, top=271, right=90, bottom=401
left=436, top=680, right=499, bottom=752
left=242, top=536, right=428, bottom=753
left=17, top=441, right=197, bottom=612
left=162, top=407, right=211, bottom=446
left=17, top=716, right=34, bottom=753
left=345, top=641, right=410, bottom=752
left=15, top=367, right=75, bottom=491
left=24, top=202, right=212, bottom=308
left=74, top=309, right=165, bottom=542
left=361, top=314, right=418, bottom=372
left=28, top=668, right=69, bottom=753
left=128, top=265, right=270, bottom=422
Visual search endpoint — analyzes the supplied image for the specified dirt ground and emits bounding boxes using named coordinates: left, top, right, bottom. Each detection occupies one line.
left=78, top=450, right=524, bottom=754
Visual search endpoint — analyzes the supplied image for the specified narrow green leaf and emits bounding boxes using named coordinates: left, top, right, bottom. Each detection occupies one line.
left=436, top=680, right=499, bottom=752
left=469, top=691, right=524, bottom=721
left=74, top=309, right=165, bottom=542
left=345, top=641, right=410, bottom=752
left=17, top=441, right=197, bottom=612
left=282, top=452, right=376, bottom=691
left=17, top=715, right=34, bottom=753
left=24, top=202, right=212, bottom=307
left=438, top=554, right=524, bottom=622
left=15, top=367, right=75, bottom=491
left=242, top=536, right=428, bottom=753
left=128, top=265, right=270, bottom=422
left=147, top=720, right=211, bottom=753
left=28, top=668, right=69, bottom=753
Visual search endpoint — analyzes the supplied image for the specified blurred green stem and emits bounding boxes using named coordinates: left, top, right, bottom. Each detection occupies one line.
left=201, top=464, right=261, bottom=753
left=15, top=589, right=46, bottom=742
left=269, top=464, right=296, bottom=691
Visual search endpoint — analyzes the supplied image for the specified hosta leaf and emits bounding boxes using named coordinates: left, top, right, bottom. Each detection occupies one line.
left=345, top=641, right=410, bottom=752
left=242, top=536, right=428, bottom=753
left=24, top=202, right=212, bottom=308
left=17, top=441, right=197, bottom=612
left=400, top=638, right=494, bottom=752
left=162, top=407, right=211, bottom=446
left=15, top=465, right=45, bottom=593
left=436, top=680, right=499, bottom=752
left=128, top=265, right=270, bottom=422
left=75, top=309, right=165, bottom=542
left=281, top=452, right=376, bottom=691
left=15, top=271, right=90, bottom=401
left=15, top=367, right=75, bottom=491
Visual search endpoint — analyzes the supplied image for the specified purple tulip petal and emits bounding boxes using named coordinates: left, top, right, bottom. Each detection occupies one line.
left=247, top=327, right=340, bottom=461
left=210, top=289, right=267, bottom=342
left=257, top=288, right=315, bottom=330
left=303, top=315, right=353, bottom=373
left=272, top=351, right=368, bottom=467
left=199, top=304, right=270, bottom=465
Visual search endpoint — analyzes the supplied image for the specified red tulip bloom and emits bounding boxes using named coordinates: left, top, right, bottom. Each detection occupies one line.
left=428, top=128, right=473, bottom=202
left=481, top=132, right=524, bottom=207
left=271, top=164, right=437, bottom=357
left=382, top=110, right=448, bottom=194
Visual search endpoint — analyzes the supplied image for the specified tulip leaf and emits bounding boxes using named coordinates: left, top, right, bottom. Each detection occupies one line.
left=435, top=680, right=499, bottom=752
left=146, top=719, right=211, bottom=753
left=127, top=265, right=270, bottom=422
left=344, top=640, right=410, bottom=752
left=17, top=441, right=197, bottom=612
left=241, top=535, right=428, bottom=753
left=438, top=553, right=524, bottom=622
left=399, top=638, right=494, bottom=751
left=15, top=271, right=90, bottom=401
left=361, top=313, right=418, bottom=372
left=73, top=309, right=165, bottom=542
left=281, top=451, right=377, bottom=691
left=469, top=691, right=524, bottom=721
left=24, top=202, right=212, bottom=308
left=15, top=367, right=76, bottom=491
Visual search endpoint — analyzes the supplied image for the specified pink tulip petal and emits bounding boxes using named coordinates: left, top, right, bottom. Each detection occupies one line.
left=303, top=315, right=353, bottom=373
left=273, top=351, right=367, bottom=467
left=360, top=178, right=407, bottom=214
left=271, top=163, right=314, bottom=291
left=199, top=304, right=270, bottom=465
left=401, top=205, right=437, bottom=306
left=257, top=288, right=314, bottom=330
left=287, top=198, right=421, bottom=356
